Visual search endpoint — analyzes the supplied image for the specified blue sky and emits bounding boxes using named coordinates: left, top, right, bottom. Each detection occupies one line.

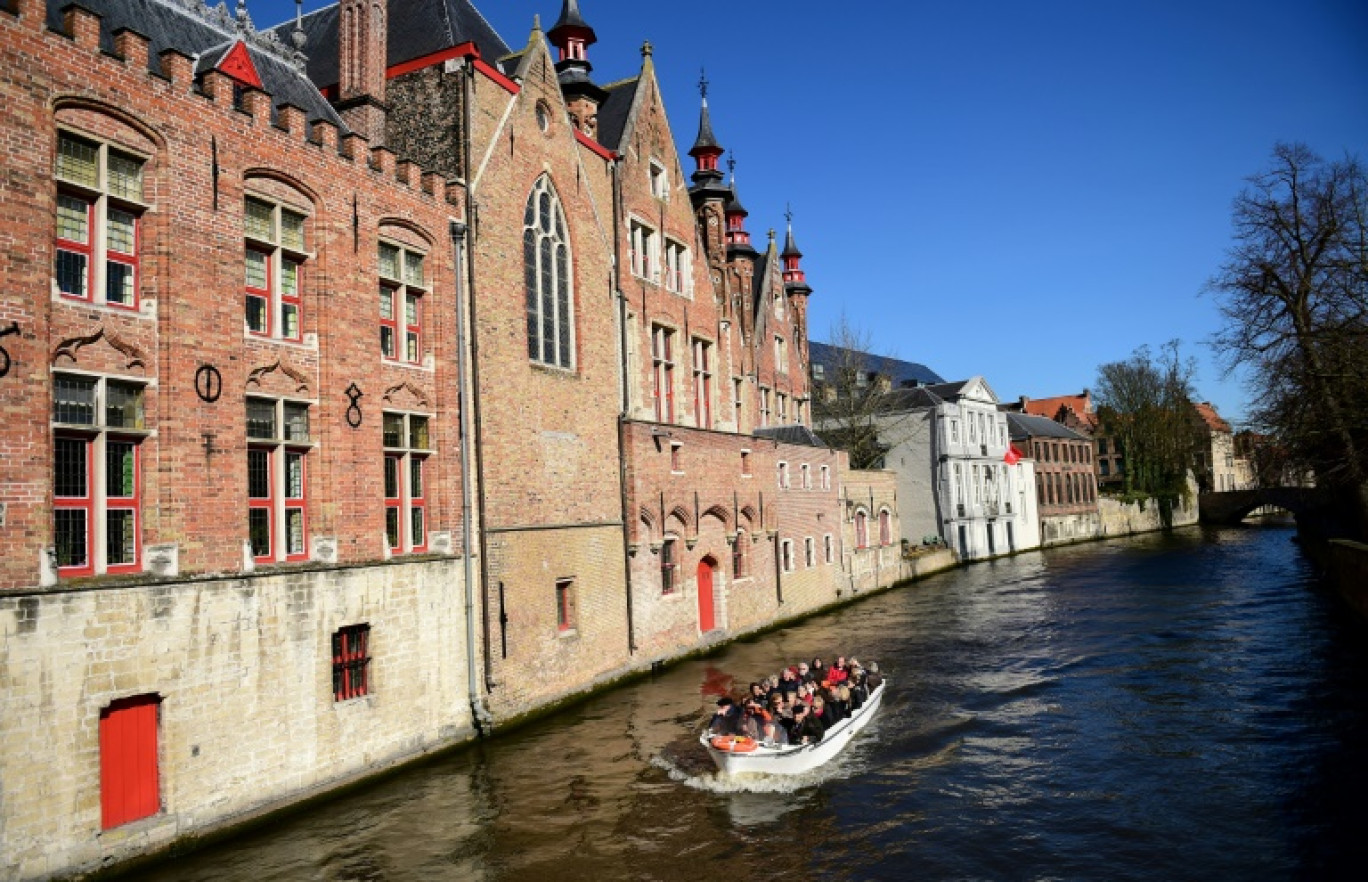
left=253, top=0, right=1368, bottom=425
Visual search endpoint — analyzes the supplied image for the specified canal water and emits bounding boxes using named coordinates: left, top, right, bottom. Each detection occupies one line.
left=140, top=526, right=1368, bottom=881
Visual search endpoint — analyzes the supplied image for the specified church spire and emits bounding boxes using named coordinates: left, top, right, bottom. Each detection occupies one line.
left=689, top=71, right=724, bottom=177
left=547, top=0, right=597, bottom=63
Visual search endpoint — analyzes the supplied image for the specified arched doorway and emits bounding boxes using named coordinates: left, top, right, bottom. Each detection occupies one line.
left=697, top=557, right=716, bottom=633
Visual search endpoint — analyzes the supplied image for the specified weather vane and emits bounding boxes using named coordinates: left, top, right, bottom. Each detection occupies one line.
left=785, top=203, right=793, bottom=224
left=699, top=68, right=709, bottom=100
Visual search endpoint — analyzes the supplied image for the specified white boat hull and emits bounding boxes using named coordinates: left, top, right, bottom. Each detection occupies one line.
left=700, top=679, right=887, bottom=776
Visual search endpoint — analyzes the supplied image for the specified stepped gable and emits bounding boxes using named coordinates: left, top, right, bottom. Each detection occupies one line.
left=594, top=78, right=639, bottom=152
left=269, top=0, right=514, bottom=88
left=44, top=0, right=343, bottom=128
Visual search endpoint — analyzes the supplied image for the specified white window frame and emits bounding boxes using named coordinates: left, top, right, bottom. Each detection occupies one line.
left=54, top=130, right=150, bottom=311
left=781, top=538, right=795, bottom=573
left=379, top=240, right=428, bottom=365
left=382, top=410, right=432, bottom=555
left=629, top=218, right=658, bottom=282
left=51, top=371, right=150, bottom=576
left=244, top=194, right=311, bottom=342
left=246, top=396, right=315, bottom=564
left=649, top=159, right=668, bottom=200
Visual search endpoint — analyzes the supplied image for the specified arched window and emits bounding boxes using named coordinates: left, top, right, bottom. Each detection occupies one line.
left=879, top=509, right=892, bottom=546
left=524, top=176, right=573, bottom=368
left=854, top=509, right=869, bottom=549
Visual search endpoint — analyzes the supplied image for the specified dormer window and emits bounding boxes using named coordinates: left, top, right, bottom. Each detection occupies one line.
left=649, top=161, right=668, bottom=200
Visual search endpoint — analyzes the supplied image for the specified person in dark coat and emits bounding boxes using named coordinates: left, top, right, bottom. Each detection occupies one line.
left=708, top=697, right=742, bottom=735
left=866, top=662, right=884, bottom=692
left=790, top=702, right=825, bottom=744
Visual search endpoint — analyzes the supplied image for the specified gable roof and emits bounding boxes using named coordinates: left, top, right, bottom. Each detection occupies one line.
left=1193, top=402, right=1232, bottom=434
left=925, top=377, right=998, bottom=404
left=808, top=341, right=943, bottom=388
left=1007, top=412, right=1090, bottom=443
left=595, top=77, right=639, bottom=152
left=47, top=0, right=343, bottom=128
left=267, top=0, right=514, bottom=88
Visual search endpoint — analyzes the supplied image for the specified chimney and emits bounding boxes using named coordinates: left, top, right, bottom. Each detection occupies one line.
left=337, top=0, right=388, bottom=143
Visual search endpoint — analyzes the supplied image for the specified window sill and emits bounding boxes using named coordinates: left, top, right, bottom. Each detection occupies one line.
left=557, top=627, right=578, bottom=639
left=380, top=356, right=434, bottom=372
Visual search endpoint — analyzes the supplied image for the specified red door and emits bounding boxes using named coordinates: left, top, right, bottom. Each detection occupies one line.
left=100, top=695, right=160, bottom=829
left=697, top=558, right=716, bottom=632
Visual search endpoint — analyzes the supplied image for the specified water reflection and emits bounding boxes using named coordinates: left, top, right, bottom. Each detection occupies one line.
left=138, top=527, right=1368, bottom=881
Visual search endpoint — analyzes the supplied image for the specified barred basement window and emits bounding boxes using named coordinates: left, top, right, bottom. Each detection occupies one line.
left=244, top=195, right=309, bottom=340
left=733, top=532, right=747, bottom=578
left=52, top=373, right=148, bottom=576
left=247, top=397, right=313, bottom=563
left=332, top=624, right=370, bottom=701
left=54, top=131, right=147, bottom=309
left=379, top=242, right=426, bottom=364
left=824, top=534, right=834, bottom=564
left=781, top=539, right=795, bottom=573
left=524, top=175, right=574, bottom=368
left=804, top=537, right=815, bottom=568
left=383, top=411, right=431, bottom=554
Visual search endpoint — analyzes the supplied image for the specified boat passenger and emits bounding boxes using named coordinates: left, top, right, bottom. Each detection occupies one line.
left=866, top=662, right=884, bottom=692
left=760, top=718, right=790, bottom=748
left=848, top=675, right=867, bottom=711
left=790, top=702, right=826, bottom=744
left=811, top=695, right=835, bottom=728
left=709, top=697, right=741, bottom=735
left=796, top=662, right=812, bottom=683
left=810, top=657, right=827, bottom=682
left=828, top=656, right=849, bottom=685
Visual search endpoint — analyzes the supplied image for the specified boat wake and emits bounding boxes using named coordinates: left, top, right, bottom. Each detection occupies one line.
left=651, top=737, right=866, bottom=795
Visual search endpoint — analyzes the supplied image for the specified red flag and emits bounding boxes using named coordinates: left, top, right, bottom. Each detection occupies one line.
left=1004, top=444, right=1022, bottom=465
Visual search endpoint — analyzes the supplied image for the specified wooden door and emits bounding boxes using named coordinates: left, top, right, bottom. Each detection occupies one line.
left=697, top=558, right=715, bottom=632
left=100, top=694, right=160, bottom=829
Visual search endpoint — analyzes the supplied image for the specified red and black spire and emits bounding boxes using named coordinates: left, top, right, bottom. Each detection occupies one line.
left=724, top=155, right=756, bottom=255
left=688, top=70, right=730, bottom=205
left=781, top=208, right=810, bottom=295
left=548, top=1, right=607, bottom=132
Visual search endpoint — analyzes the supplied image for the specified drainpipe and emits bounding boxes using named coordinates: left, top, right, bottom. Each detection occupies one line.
left=611, top=159, right=637, bottom=655
left=450, top=220, right=491, bottom=736
left=458, top=61, right=496, bottom=696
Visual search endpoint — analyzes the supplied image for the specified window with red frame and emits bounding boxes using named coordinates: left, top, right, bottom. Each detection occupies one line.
left=378, top=242, right=426, bottom=364
left=244, top=196, right=307, bottom=341
left=855, top=510, right=869, bottom=549
left=332, top=624, right=370, bottom=701
left=382, top=412, right=431, bottom=553
left=555, top=579, right=574, bottom=631
left=53, top=374, right=146, bottom=577
left=692, top=338, right=712, bottom=429
left=246, top=397, right=311, bottom=563
left=652, top=325, right=675, bottom=423
left=55, top=132, right=146, bottom=309
left=879, top=509, right=892, bottom=545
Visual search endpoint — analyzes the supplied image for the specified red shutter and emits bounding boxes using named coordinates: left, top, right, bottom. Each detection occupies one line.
left=100, top=695, right=160, bottom=829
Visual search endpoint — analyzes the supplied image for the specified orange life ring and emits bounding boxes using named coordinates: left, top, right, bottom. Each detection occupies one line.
left=710, top=735, right=758, bottom=753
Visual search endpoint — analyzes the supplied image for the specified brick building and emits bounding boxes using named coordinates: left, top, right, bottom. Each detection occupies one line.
left=1010, top=390, right=1127, bottom=490
left=0, top=2, right=928, bottom=876
left=1006, top=412, right=1099, bottom=545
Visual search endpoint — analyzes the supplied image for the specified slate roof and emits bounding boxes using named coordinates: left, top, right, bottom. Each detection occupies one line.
left=1006, top=412, right=1090, bottom=442
left=690, top=97, right=721, bottom=152
left=267, top=0, right=514, bottom=88
left=595, top=78, right=639, bottom=152
left=753, top=425, right=829, bottom=448
left=807, top=341, right=944, bottom=388
left=46, top=0, right=342, bottom=128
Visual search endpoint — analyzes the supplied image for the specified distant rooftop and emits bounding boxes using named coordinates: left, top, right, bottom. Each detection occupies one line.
left=808, top=340, right=943, bottom=388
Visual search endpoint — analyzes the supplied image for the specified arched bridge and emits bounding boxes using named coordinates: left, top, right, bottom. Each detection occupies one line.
left=1199, top=487, right=1331, bottom=525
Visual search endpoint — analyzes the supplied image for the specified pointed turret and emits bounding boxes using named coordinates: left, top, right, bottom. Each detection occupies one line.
left=688, top=72, right=729, bottom=203
left=781, top=213, right=810, bottom=295
left=548, top=0, right=607, bottom=137
left=724, top=159, right=757, bottom=257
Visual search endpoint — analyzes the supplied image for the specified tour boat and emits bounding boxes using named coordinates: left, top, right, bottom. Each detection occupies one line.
left=699, top=679, right=888, bottom=776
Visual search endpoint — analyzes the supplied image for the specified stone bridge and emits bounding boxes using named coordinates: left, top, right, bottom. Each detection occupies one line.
left=1199, top=487, right=1331, bottom=525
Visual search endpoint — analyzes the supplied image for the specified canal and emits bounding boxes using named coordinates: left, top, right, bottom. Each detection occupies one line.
left=139, top=526, right=1368, bottom=881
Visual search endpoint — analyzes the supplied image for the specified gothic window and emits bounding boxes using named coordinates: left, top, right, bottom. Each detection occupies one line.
left=524, top=176, right=573, bottom=369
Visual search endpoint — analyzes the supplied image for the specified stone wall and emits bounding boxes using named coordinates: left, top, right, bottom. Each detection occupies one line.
left=1097, top=476, right=1200, bottom=537
left=1328, top=540, right=1368, bottom=623
left=0, top=560, right=476, bottom=881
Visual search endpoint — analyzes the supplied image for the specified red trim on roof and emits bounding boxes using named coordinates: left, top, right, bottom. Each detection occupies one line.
left=472, top=57, right=519, bottom=94
left=574, top=129, right=617, bottom=161
left=219, top=41, right=263, bottom=89
left=386, top=42, right=479, bottom=79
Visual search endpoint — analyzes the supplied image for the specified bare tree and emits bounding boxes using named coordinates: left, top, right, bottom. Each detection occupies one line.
left=1094, top=341, right=1198, bottom=509
left=1208, top=143, right=1368, bottom=536
left=810, top=315, right=928, bottom=470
